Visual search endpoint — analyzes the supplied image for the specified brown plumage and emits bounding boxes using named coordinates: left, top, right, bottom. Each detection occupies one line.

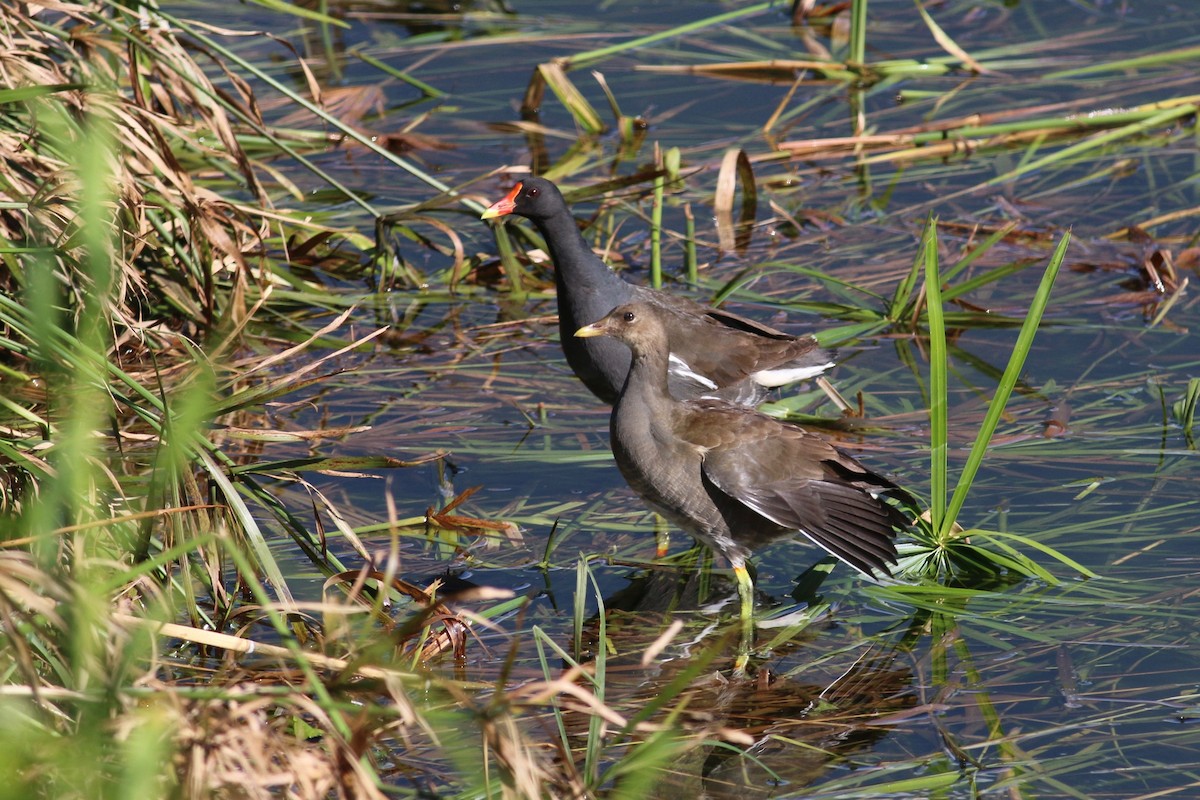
left=576, top=302, right=912, bottom=627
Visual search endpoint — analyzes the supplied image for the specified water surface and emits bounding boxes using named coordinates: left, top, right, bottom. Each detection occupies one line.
left=178, top=0, right=1200, bottom=795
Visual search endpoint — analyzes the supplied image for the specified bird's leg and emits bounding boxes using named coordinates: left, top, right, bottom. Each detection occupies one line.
left=733, top=562, right=755, bottom=672
left=653, top=514, right=670, bottom=559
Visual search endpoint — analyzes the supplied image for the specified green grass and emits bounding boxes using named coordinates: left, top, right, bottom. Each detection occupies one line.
left=897, top=219, right=1093, bottom=580
left=2, top=1, right=1200, bottom=798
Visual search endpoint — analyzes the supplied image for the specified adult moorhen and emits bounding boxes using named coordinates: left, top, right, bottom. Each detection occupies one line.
left=575, top=301, right=913, bottom=640
left=482, top=176, right=833, bottom=405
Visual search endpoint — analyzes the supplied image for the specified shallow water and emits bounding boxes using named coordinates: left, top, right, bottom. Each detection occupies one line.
left=176, top=0, right=1200, bottom=795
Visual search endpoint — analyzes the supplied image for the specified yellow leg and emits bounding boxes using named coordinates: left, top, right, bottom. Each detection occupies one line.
left=733, top=563, right=755, bottom=673
left=654, top=527, right=670, bottom=559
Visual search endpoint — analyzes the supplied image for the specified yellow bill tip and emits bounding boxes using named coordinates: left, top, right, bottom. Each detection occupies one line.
left=574, top=323, right=605, bottom=338
left=480, top=182, right=523, bottom=220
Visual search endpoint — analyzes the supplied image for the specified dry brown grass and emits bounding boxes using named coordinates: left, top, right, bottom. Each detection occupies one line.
left=165, top=688, right=383, bottom=800
left=0, top=1, right=344, bottom=345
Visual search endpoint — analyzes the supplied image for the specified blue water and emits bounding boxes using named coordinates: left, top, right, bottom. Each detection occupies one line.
left=174, top=0, right=1200, bottom=795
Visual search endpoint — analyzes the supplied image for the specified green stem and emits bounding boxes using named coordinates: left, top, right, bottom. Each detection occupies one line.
left=651, top=172, right=664, bottom=289
left=685, top=204, right=697, bottom=284
left=923, top=219, right=948, bottom=538
left=849, top=0, right=868, bottom=68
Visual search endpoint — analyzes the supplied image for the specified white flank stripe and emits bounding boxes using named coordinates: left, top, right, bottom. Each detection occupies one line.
left=752, top=361, right=835, bottom=387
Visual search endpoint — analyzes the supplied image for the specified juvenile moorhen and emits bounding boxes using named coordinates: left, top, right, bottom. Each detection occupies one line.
left=575, top=302, right=912, bottom=639
left=482, top=177, right=833, bottom=405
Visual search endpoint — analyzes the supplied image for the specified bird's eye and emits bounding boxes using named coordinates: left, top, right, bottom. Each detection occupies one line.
left=527, top=187, right=539, bottom=198
left=623, top=311, right=636, bottom=322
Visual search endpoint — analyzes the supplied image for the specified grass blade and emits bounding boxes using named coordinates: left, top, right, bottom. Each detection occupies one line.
left=987, top=105, right=1196, bottom=186
left=940, top=232, right=1071, bottom=538
left=567, top=2, right=777, bottom=68
left=923, top=218, right=948, bottom=535
left=913, top=0, right=985, bottom=73
left=536, top=61, right=605, bottom=135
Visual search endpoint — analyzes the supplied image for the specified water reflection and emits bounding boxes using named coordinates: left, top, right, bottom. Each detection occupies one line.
left=557, top=564, right=917, bottom=796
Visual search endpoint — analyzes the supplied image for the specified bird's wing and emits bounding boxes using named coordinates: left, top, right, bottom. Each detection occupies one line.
left=686, top=408, right=902, bottom=575
left=639, top=294, right=827, bottom=390
left=703, top=305, right=794, bottom=340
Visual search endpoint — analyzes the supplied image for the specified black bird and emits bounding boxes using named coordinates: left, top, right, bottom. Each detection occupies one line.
left=482, top=176, right=833, bottom=405
left=575, top=302, right=912, bottom=636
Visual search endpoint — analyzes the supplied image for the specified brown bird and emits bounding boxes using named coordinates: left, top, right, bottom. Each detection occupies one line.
left=482, top=176, right=833, bottom=405
left=575, top=302, right=912, bottom=637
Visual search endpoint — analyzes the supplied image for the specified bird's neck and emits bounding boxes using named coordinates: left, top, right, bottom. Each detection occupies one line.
left=619, top=346, right=673, bottom=407
left=611, top=345, right=675, bottom=465
left=532, top=210, right=624, bottom=293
